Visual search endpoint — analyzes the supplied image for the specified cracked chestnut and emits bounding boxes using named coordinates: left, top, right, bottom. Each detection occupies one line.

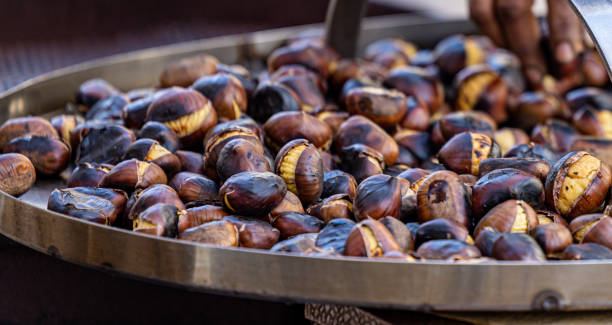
left=123, top=139, right=182, bottom=176
left=473, top=199, right=538, bottom=237
left=437, top=131, right=501, bottom=176
left=264, top=111, right=332, bottom=152
left=138, top=121, right=180, bottom=153
left=417, top=171, right=471, bottom=228
left=344, top=219, right=401, bottom=258
left=275, top=139, right=324, bottom=205
left=191, top=73, right=247, bottom=120
left=334, top=115, right=399, bottom=166
left=99, top=158, right=167, bottom=191
left=132, top=203, right=180, bottom=237
left=0, top=117, right=58, bottom=149
left=48, top=187, right=128, bottom=225
left=340, top=144, right=384, bottom=183
left=223, top=215, right=280, bottom=249
left=67, top=162, right=112, bottom=188
left=416, top=239, right=481, bottom=261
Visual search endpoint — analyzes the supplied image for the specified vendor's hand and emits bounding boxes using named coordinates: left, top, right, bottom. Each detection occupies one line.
left=469, top=0, right=584, bottom=88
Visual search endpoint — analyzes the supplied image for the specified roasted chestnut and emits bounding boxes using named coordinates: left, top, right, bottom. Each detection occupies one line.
left=561, top=243, right=612, bottom=260
left=191, top=73, right=247, bottom=120
left=569, top=214, right=612, bottom=250
left=383, top=66, right=445, bottom=113
left=340, top=144, right=384, bottom=183
left=536, top=209, right=568, bottom=226
left=334, top=115, right=399, bottom=166
left=124, top=89, right=172, bottom=129
left=0, top=153, right=36, bottom=196
left=565, top=87, right=612, bottom=113
left=146, top=88, right=217, bottom=149
left=397, top=168, right=430, bottom=190
left=99, top=158, right=167, bottom=191
left=504, top=142, right=559, bottom=167
left=0, top=117, right=58, bottom=149
left=379, top=216, right=414, bottom=252
left=75, top=78, right=119, bottom=111
left=416, top=239, right=481, bottom=261
left=453, top=65, right=508, bottom=123
left=174, top=150, right=203, bottom=174
left=263, top=111, right=332, bottom=152
left=474, top=227, right=502, bottom=257
left=493, top=128, right=530, bottom=155
left=159, top=54, right=218, bottom=87
left=490, top=233, right=546, bottom=261
left=132, top=203, right=179, bottom=237
left=203, top=126, right=262, bottom=181
left=399, top=96, right=430, bottom=132
left=271, top=233, right=332, bottom=256
left=249, top=81, right=301, bottom=123
left=138, top=121, right=180, bottom=153
left=417, top=171, right=471, bottom=228
left=437, top=131, right=501, bottom=176
left=216, top=138, right=270, bottom=181
left=529, top=223, right=572, bottom=257
left=123, top=139, right=181, bottom=176
left=434, top=34, right=486, bottom=81
left=272, top=70, right=325, bottom=112
left=175, top=174, right=218, bottom=204
left=223, top=215, right=280, bottom=249
left=344, top=219, right=401, bottom=257
left=345, top=87, right=406, bottom=128
left=316, top=109, right=350, bottom=135
left=472, top=168, right=544, bottom=219
left=270, top=191, right=305, bottom=218
left=4, top=136, right=70, bottom=176
left=571, top=107, right=612, bottom=139
left=275, top=139, right=324, bottom=205
left=309, top=193, right=354, bottom=223
left=354, top=174, right=403, bottom=221
left=474, top=199, right=538, bottom=237
left=219, top=171, right=286, bottom=217
left=67, top=162, right=112, bottom=188
left=545, top=151, right=611, bottom=220
left=364, top=38, right=416, bottom=69
left=531, top=119, right=578, bottom=153
left=415, top=218, right=473, bottom=248
left=436, top=111, right=497, bottom=144
left=126, top=184, right=185, bottom=224
left=50, top=114, right=84, bottom=146
left=178, top=220, right=238, bottom=247
left=178, top=205, right=229, bottom=234
left=74, top=124, right=135, bottom=164
left=478, top=157, right=550, bottom=182
left=267, top=41, right=330, bottom=78
left=271, top=212, right=324, bottom=239
left=85, top=94, right=129, bottom=123
left=315, top=218, right=356, bottom=254
left=48, top=187, right=127, bottom=225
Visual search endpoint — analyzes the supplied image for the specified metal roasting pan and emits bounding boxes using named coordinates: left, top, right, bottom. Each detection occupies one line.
left=1, top=13, right=612, bottom=312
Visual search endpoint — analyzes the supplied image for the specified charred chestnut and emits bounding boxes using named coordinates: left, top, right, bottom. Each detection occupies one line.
left=4, top=136, right=70, bottom=176
left=311, top=193, right=354, bottom=223
left=175, top=174, right=218, bottom=205
left=48, top=187, right=127, bottom=225
left=504, top=142, right=559, bottom=167
left=478, top=157, right=550, bottom=182
left=453, top=65, right=508, bottom=123
left=178, top=205, right=229, bottom=234
left=275, top=139, right=324, bottom=205
left=249, top=81, right=301, bottom=123
left=315, top=218, right=356, bottom=254
left=354, top=174, right=403, bottom=221
left=529, top=223, right=572, bottom=257
left=383, top=66, right=445, bottom=113
left=416, top=239, right=481, bottom=261
left=531, top=120, right=578, bottom=153
left=67, top=162, right=112, bottom=188
left=434, top=35, right=486, bottom=81
left=75, top=78, right=119, bottom=111
left=85, top=94, right=128, bottom=123
left=219, top=171, right=286, bottom=217
left=0, top=153, right=36, bottom=196
left=99, top=158, right=167, bottom=191
left=74, top=124, right=134, bottom=165
left=0, top=117, right=58, bottom=149
left=437, top=131, right=501, bottom=176
left=123, top=139, right=182, bottom=176
left=322, top=170, right=358, bottom=200
left=191, top=73, right=247, bottom=120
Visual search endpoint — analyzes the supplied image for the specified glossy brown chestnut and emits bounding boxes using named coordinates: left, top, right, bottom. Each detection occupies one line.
left=504, top=142, right=559, bottom=167
left=478, top=157, right=550, bottom=182
left=204, top=115, right=264, bottom=146
left=529, top=223, right=572, bottom=257
left=415, top=218, right=473, bottom=248
left=216, top=138, right=270, bottom=181
left=383, top=66, right=445, bottom=113
left=146, top=88, right=217, bottom=149
left=99, top=158, right=167, bottom=191
left=437, top=111, right=497, bottom=144
left=334, top=115, right=399, bottom=166
left=531, top=119, right=578, bottom=153
left=178, top=205, right=229, bottom=234
left=344, top=219, right=401, bottom=258
left=48, top=187, right=128, bottom=225
left=354, top=174, right=403, bottom=221
left=565, top=87, right=612, bottom=113
left=263, top=111, right=332, bottom=152
left=67, top=162, right=112, bottom=188
left=159, top=54, right=218, bottom=87
left=168, top=171, right=201, bottom=193
left=0, top=153, right=36, bottom=196
left=561, top=243, right=612, bottom=260
left=397, top=168, right=430, bottom=191
left=490, top=233, right=546, bottom=261
left=316, top=110, right=349, bottom=136
left=75, top=78, right=120, bottom=111
left=364, top=38, right=416, bottom=69
left=474, top=227, right=502, bottom=257
left=437, top=131, right=501, bottom=176
left=174, top=150, right=203, bottom=174
left=123, top=90, right=168, bottom=130
left=0, top=117, right=59, bottom=149
left=272, top=72, right=325, bottom=113
left=271, top=233, right=333, bottom=256
left=472, top=168, right=544, bottom=219
left=545, top=151, right=611, bottom=220
left=536, top=209, right=568, bottom=227
left=394, top=129, right=433, bottom=164
left=512, top=92, right=566, bottom=130
left=275, top=139, right=324, bottom=205
left=453, top=65, right=508, bottom=123
left=271, top=212, right=323, bottom=239
left=132, top=203, right=180, bottom=237
left=138, top=121, right=180, bottom=153
left=85, top=94, right=129, bottom=123
left=249, top=81, right=301, bottom=123
left=474, top=199, right=538, bottom=237
left=123, top=139, right=182, bottom=176
left=345, top=87, right=407, bottom=128
left=219, top=171, right=286, bottom=217
left=315, top=218, right=356, bottom=254
left=340, top=144, right=384, bottom=183
left=175, top=174, right=218, bottom=205
left=329, top=59, right=386, bottom=94
left=267, top=41, right=330, bottom=78
left=126, top=184, right=185, bottom=224
left=569, top=214, right=612, bottom=250
left=322, top=170, right=358, bottom=200
left=570, top=137, right=612, bottom=168
left=434, top=35, right=486, bottom=81
left=416, top=239, right=481, bottom=261
left=399, top=96, right=430, bottom=132
left=223, top=215, right=280, bottom=249
left=493, top=128, right=530, bottom=155
left=417, top=170, right=471, bottom=229
left=191, top=73, right=247, bottom=120
left=4, top=136, right=70, bottom=176
left=269, top=191, right=305, bottom=218
left=74, top=124, right=135, bottom=165
left=203, top=126, right=262, bottom=181
left=50, top=114, right=84, bottom=146
left=571, top=107, right=612, bottom=138
left=312, top=193, right=354, bottom=223
left=379, top=216, right=414, bottom=252
left=178, top=219, right=238, bottom=247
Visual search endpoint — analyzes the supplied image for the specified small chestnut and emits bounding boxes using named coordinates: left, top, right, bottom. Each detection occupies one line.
left=249, top=81, right=301, bottom=123
left=354, top=174, right=403, bottom=221
left=174, top=150, right=204, bottom=174
left=67, top=162, right=112, bottom=188
left=315, top=218, right=356, bottom=254
left=416, top=239, right=481, bottom=261
left=178, top=205, right=229, bottom=234
left=126, top=184, right=185, bottom=224
left=0, top=117, right=58, bottom=149
left=473, top=199, right=538, bottom=237
left=322, top=170, right=358, bottom=200
left=219, top=171, right=286, bottom=217
left=334, top=115, right=399, bottom=166
left=263, top=111, right=332, bottom=152
left=175, top=174, right=218, bottom=205
left=270, top=191, right=305, bottom=218
left=569, top=214, right=612, bottom=250
left=529, top=223, right=572, bottom=257
left=75, top=78, right=119, bottom=111
left=0, top=153, right=36, bottom=196
left=417, top=171, right=471, bottom=229
left=561, top=243, right=612, bottom=260
left=139, top=121, right=180, bottom=153
left=340, top=144, right=384, bottom=183
left=415, top=218, right=473, bottom=248
left=216, top=138, right=270, bottom=181
left=453, top=65, right=508, bottom=123
left=74, top=124, right=135, bottom=165
left=383, top=66, right=445, bottom=113
left=123, top=139, right=182, bottom=176
left=531, top=119, right=578, bottom=153
left=364, top=38, right=416, bottom=69
left=271, top=212, right=324, bottom=239
left=345, top=87, right=407, bottom=128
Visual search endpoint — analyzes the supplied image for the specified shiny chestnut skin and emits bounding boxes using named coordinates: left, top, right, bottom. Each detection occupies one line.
left=168, top=171, right=201, bottom=193
left=175, top=174, right=218, bottom=205
left=561, top=243, right=612, bottom=260
left=394, top=130, right=432, bottom=163
left=493, top=128, right=530, bottom=155
left=191, top=73, right=247, bottom=120
left=322, top=170, right=358, bottom=200
left=399, top=97, right=430, bottom=132
left=75, top=78, right=119, bottom=111
left=434, top=35, right=486, bottom=82
left=159, top=54, right=218, bottom=88
left=486, top=49, right=526, bottom=99
left=415, top=218, right=473, bottom=248
left=223, top=215, right=280, bottom=249
left=85, top=94, right=129, bottom=123
left=216, top=138, right=270, bottom=181
left=271, top=212, right=324, bottom=239
left=530, top=223, right=572, bottom=257
left=316, top=109, right=349, bottom=136
left=512, top=92, right=566, bottom=130
left=174, top=150, right=203, bottom=174
left=67, top=162, right=112, bottom=188
left=436, top=111, right=497, bottom=144
left=267, top=41, right=330, bottom=78
left=474, top=227, right=502, bottom=257
left=178, top=205, right=229, bottom=234
left=545, top=151, right=611, bottom=220
left=126, top=184, right=185, bottom=224
left=48, top=187, right=127, bottom=225
left=453, top=65, right=508, bottom=123
left=318, top=150, right=336, bottom=172
left=204, top=116, right=264, bottom=145
left=50, top=114, right=84, bottom=146
left=178, top=219, right=239, bottom=247
left=571, top=107, right=612, bottom=139
left=490, top=233, right=546, bottom=261
left=417, top=171, right=471, bottom=229
left=315, top=218, right=356, bottom=254
left=328, top=59, right=386, bottom=94
left=345, top=87, right=407, bottom=128
left=249, top=81, right=301, bottom=123
left=472, top=168, right=544, bottom=219
left=99, top=158, right=167, bottom=191
left=272, top=72, right=325, bottom=113
left=4, top=136, right=70, bottom=176
left=397, top=168, right=430, bottom=191
left=536, top=209, right=568, bottom=226
left=478, top=157, right=550, bottom=182
left=531, top=120, right=578, bottom=153
left=474, top=199, right=538, bottom=237
left=275, top=139, right=324, bottom=205
left=0, top=153, right=36, bottom=196
left=219, top=171, right=286, bottom=217
left=124, top=93, right=158, bottom=130
left=74, top=124, right=135, bottom=165
left=270, top=191, right=305, bottom=218
left=383, top=66, right=445, bottom=113
left=438, top=131, right=501, bottom=176
left=0, top=117, right=58, bottom=149
left=138, top=121, right=180, bottom=153
left=416, top=239, right=481, bottom=261
left=565, top=87, right=612, bottom=113
left=340, top=144, right=384, bottom=183
left=364, top=38, right=416, bottom=69
left=263, top=111, right=332, bottom=152
left=569, top=214, right=612, bottom=250
left=271, top=233, right=333, bottom=256
left=504, top=143, right=559, bottom=168
left=146, top=88, right=217, bottom=149
left=123, top=139, right=181, bottom=176
left=334, top=115, right=399, bottom=166
left=344, top=219, right=401, bottom=258
left=354, top=174, right=403, bottom=221
left=309, top=193, right=354, bottom=223
left=203, top=126, right=262, bottom=180
left=379, top=216, right=414, bottom=252
left=132, top=203, right=179, bottom=237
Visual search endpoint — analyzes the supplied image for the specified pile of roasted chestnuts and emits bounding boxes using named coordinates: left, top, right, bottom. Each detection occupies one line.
left=3, top=31, right=612, bottom=262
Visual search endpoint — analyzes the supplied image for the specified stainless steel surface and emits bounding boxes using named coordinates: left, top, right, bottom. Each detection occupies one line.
left=325, top=0, right=369, bottom=57
left=5, top=15, right=612, bottom=312
left=568, top=0, right=612, bottom=81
